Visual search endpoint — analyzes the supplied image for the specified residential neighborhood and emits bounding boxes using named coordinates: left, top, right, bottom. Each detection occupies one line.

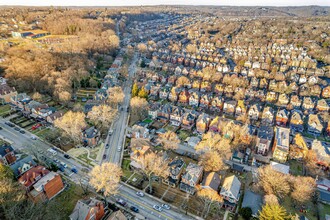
left=0, top=3, right=329, bottom=220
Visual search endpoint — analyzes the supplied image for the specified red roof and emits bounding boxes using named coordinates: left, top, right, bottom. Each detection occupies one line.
left=18, top=165, right=50, bottom=188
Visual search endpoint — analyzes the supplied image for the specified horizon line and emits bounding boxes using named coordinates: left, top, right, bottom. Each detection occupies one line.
left=0, top=4, right=329, bottom=7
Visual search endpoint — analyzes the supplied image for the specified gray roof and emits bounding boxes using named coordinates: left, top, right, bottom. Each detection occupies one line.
left=10, top=155, right=36, bottom=177
left=69, top=198, right=103, bottom=220
left=220, top=175, right=241, bottom=200
left=0, top=145, right=14, bottom=157
left=241, top=190, right=262, bottom=215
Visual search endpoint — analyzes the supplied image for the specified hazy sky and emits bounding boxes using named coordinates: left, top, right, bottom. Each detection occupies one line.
left=3, top=0, right=330, bottom=6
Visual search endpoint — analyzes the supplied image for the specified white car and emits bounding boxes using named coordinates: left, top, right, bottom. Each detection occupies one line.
left=60, top=162, right=68, bottom=168
left=161, top=204, right=170, bottom=210
left=136, top=191, right=144, bottom=197
left=117, top=146, right=122, bottom=152
left=153, top=205, right=162, bottom=212
left=31, top=136, right=37, bottom=140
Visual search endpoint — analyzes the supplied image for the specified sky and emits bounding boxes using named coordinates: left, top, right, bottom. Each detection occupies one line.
left=3, top=0, right=330, bottom=7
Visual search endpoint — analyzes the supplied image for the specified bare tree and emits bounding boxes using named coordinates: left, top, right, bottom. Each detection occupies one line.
left=87, top=105, right=117, bottom=130
left=257, top=165, right=290, bottom=200
left=140, top=152, right=169, bottom=193
left=158, top=131, right=180, bottom=151
left=107, top=86, right=125, bottom=108
left=54, top=111, right=87, bottom=144
left=196, top=185, right=223, bottom=218
left=291, top=176, right=316, bottom=204
left=89, top=163, right=122, bottom=204
left=198, top=151, right=226, bottom=172
left=130, top=97, right=148, bottom=124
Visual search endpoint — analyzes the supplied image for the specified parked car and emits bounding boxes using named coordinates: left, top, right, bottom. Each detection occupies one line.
left=19, top=130, right=25, bottom=134
left=116, top=199, right=127, bottom=207
left=109, top=130, right=113, bottom=135
left=71, top=168, right=78, bottom=174
left=130, top=206, right=139, bottom=213
left=161, top=204, right=170, bottom=210
left=53, top=159, right=60, bottom=163
left=64, top=154, right=70, bottom=159
left=0, top=126, right=2, bottom=130
left=31, top=136, right=37, bottom=140
left=117, top=146, right=122, bottom=152
left=103, top=154, right=106, bottom=159
left=5, top=122, right=14, bottom=127
left=14, top=127, right=20, bottom=131
left=58, top=166, right=65, bottom=172
left=136, top=191, right=144, bottom=197
left=105, top=144, right=109, bottom=149
left=153, top=205, right=162, bottom=212
left=60, top=162, right=67, bottom=168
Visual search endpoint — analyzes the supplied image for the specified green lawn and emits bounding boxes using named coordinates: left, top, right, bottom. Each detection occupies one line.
left=0, top=105, right=11, bottom=116
left=289, top=160, right=303, bottom=176
left=282, top=197, right=317, bottom=220
left=318, top=203, right=330, bottom=220
left=177, top=130, right=191, bottom=141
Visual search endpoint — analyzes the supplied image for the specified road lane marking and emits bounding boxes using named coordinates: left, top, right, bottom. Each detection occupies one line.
left=118, top=192, right=174, bottom=220
left=1, top=126, right=19, bottom=138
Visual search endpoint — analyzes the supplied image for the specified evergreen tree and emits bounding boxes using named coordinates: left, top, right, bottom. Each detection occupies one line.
left=132, top=83, right=139, bottom=97
left=138, top=86, right=148, bottom=99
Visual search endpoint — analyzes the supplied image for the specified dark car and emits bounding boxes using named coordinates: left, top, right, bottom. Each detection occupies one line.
left=19, top=130, right=25, bottom=134
left=116, top=199, right=127, bottom=207
left=64, top=154, right=70, bottom=159
left=130, top=206, right=139, bottom=213
left=105, top=144, right=109, bottom=149
left=71, top=168, right=78, bottom=173
left=103, top=154, right=106, bottom=159
left=0, top=126, right=2, bottom=130
left=58, top=166, right=65, bottom=172
left=14, top=127, right=20, bottom=131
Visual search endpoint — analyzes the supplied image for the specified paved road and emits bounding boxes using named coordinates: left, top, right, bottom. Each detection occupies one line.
left=102, top=52, right=137, bottom=164
left=0, top=117, right=84, bottom=173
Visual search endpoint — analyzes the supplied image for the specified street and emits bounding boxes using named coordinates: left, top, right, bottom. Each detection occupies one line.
left=102, top=52, right=137, bottom=165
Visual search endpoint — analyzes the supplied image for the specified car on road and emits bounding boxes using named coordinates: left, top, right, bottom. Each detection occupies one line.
left=60, top=162, right=67, bottom=168
left=117, top=146, right=121, bottom=152
left=47, top=148, right=57, bottom=156
left=0, top=126, right=2, bottom=130
left=103, top=154, right=106, bottom=159
left=14, top=127, right=20, bottom=131
left=153, top=205, right=162, bottom=212
left=71, top=167, right=78, bottom=174
left=130, top=206, right=139, bottom=213
left=31, top=136, right=37, bottom=140
left=109, top=130, right=113, bottom=135
left=58, top=166, right=65, bottom=172
left=136, top=191, right=144, bottom=197
left=5, top=122, right=14, bottom=127
left=161, top=204, right=170, bottom=210
left=53, top=159, right=60, bottom=163
left=116, top=199, right=127, bottom=207
left=105, top=144, right=109, bottom=149
left=19, top=130, right=25, bottom=134
left=64, top=154, right=70, bottom=159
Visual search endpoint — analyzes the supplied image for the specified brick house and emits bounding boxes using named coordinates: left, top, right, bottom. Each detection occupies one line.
left=29, top=172, right=64, bottom=202
left=276, top=109, right=290, bottom=126
left=255, top=126, right=274, bottom=156
left=0, top=145, right=16, bottom=165
left=82, top=127, right=100, bottom=147
left=163, top=158, right=185, bottom=187
left=70, top=198, right=105, bottom=220
left=18, top=165, right=50, bottom=191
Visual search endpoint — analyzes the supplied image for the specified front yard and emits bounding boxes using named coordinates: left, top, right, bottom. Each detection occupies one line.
left=0, top=104, right=11, bottom=116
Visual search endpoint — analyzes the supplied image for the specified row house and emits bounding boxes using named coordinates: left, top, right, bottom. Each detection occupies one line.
left=290, top=95, right=302, bottom=108
left=178, top=89, right=190, bottom=105
left=181, top=110, right=198, bottom=130
left=235, top=100, right=247, bottom=118
left=290, top=110, right=304, bottom=133
left=0, top=145, right=16, bottom=165
left=278, top=94, right=289, bottom=106
left=316, top=99, right=329, bottom=112
left=199, top=93, right=212, bottom=108
left=196, top=113, right=211, bottom=133
left=159, top=86, right=170, bottom=100
left=261, top=106, right=275, bottom=125
left=220, top=175, right=241, bottom=212
left=302, top=97, right=315, bottom=111
left=272, top=127, right=290, bottom=163
left=170, top=106, right=184, bottom=126
left=322, top=86, right=330, bottom=98
left=223, top=100, right=237, bottom=116
left=255, top=126, right=274, bottom=156
left=157, top=104, right=173, bottom=123
left=276, top=109, right=290, bottom=127
left=210, top=96, right=224, bottom=112
left=148, top=102, right=161, bottom=119
left=308, top=114, right=323, bottom=136
left=266, top=91, right=278, bottom=103
left=189, top=90, right=200, bottom=107
left=248, top=104, right=261, bottom=121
